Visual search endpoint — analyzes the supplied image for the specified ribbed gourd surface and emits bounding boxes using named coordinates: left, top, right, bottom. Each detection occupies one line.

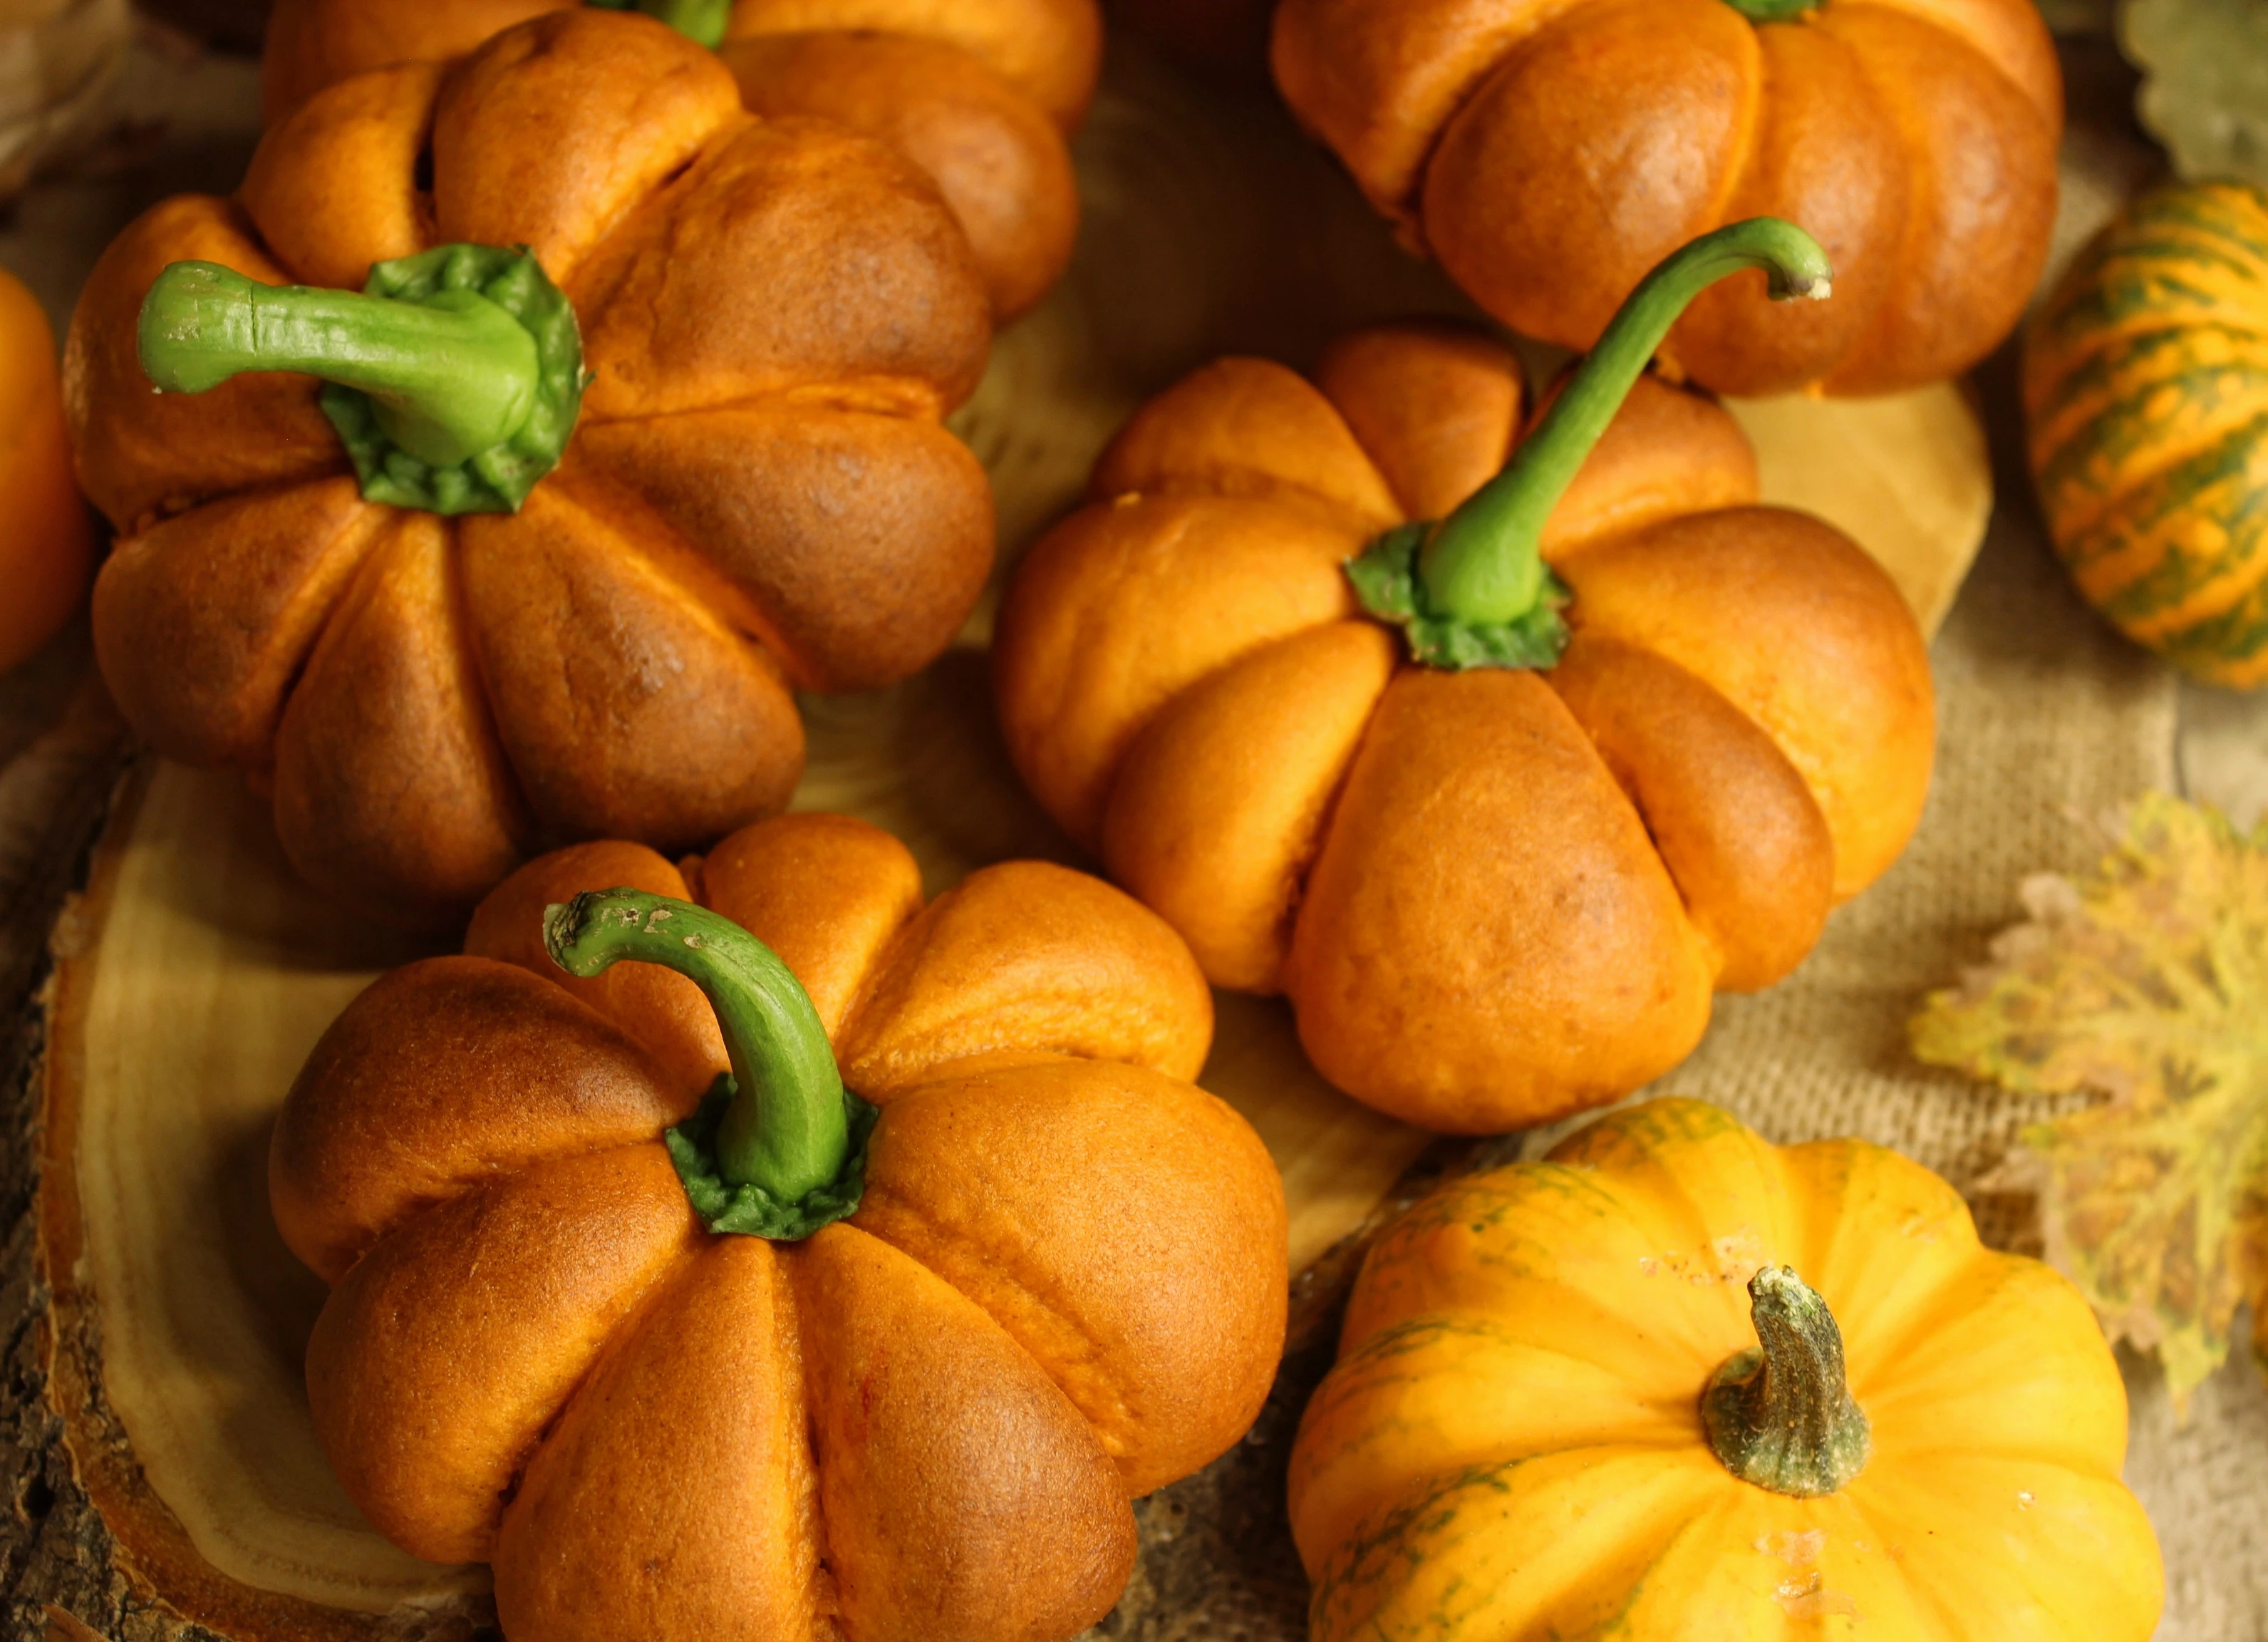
left=2025, top=180, right=2268, bottom=687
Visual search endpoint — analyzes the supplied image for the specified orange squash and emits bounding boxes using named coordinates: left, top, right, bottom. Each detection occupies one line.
left=1290, top=1098, right=2163, bottom=1641
left=273, top=810, right=1288, bottom=1642
left=1272, top=0, right=2061, bottom=396
left=68, top=11, right=995, bottom=926
left=0, top=265, right=93, bottom=673
left=994, top=222, right=1934, bottom=1132
left=260, top=0, right=1099, bottom=319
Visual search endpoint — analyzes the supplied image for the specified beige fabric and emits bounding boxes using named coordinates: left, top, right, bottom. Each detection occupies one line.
left=2181, top=682, right=2268, bottom=832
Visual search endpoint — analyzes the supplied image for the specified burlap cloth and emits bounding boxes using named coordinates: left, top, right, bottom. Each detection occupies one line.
left=1089, top=356, right=2268, bottom=1641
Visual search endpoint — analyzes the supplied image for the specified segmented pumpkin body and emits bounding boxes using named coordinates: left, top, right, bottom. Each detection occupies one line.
left=260, top=0, right=1099, bottom=319
left=66, top=13, right=997, bottom=926
left=275, top=813, right=1288, bottom=1642
left=1289, top=1100, right=2165, bottom=1642
left=1272, top=0, right=2064, bottom=396
left=2024, top=180, right=2268, bottom=688
left=993, top=322, right=1935, bottom=1134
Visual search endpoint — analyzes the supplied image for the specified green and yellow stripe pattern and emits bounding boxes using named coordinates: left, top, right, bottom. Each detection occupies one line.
left=2024, top=180, right=2268, bottom=688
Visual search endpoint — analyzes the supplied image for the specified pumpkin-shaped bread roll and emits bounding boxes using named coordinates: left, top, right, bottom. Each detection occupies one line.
left=260, top=0, right=1099, bottom=318
left=274, top=812, right=1288, bottom=1642
left=995, top=222, right=1935, bottom=1132
left=1273, top=0, right=2061, bottom=395
left=70, top=11, right=996, bottom=925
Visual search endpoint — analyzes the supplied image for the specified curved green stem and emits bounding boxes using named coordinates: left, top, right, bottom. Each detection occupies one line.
left=588, top=0, right=733, bottom=48
left=1719, top=0, right=1823, bottom=19
left=1703, top=1266, right=1872, bottom=1497
left=1419, top=217, right=1831, bottom=626
left=140, top=262, right=539, bottom=470
left=138, top=244, right=584, bottom=516
left=545, top=889, right=847, bottom=1204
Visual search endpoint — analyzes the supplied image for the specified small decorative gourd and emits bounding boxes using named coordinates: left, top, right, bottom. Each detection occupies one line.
left=1271, top=0, right=2062, bottom=396
left=259, top=0, right=1099, bottom=318
left=272, top=812, right=1288, bottom=1642
left=2024, top=178, right=2268, bottom=688
left=68, top=11, right=995, bottom=924
left=1290, top=1098, right=2165, bottom=1641
left=994, top=221, right=1935, bottom=1132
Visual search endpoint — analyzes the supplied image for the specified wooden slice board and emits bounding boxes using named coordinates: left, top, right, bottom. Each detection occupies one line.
left=32, top=38, right=1994, bottom=1640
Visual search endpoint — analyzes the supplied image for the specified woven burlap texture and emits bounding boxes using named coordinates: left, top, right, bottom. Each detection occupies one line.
left=1090, top=390, right=2267, bottom=1642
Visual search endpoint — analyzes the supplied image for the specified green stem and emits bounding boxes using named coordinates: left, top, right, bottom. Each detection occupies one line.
left=544, top=889, right=848, bottom=1204
left=1702, top=1266, right=1872, bottom=1497
left=1719, top=0, right=1823, bottom=19
left=1419, top=217, right=1831, bottom=625
left=587, top=0, right=733, bottom=48
left=138, top=262, right=539, bottom=470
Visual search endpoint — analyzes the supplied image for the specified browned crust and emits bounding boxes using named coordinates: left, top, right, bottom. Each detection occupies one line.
left=990, top=322, right=1935, bottom=1132
left=72, top=12, right=999, bottom=926
left=1271, top=0, right=2061, bottom=395
left=15, top=764, right=1440, bottom=1642
left=256, top=812, right=1278, bottom=1640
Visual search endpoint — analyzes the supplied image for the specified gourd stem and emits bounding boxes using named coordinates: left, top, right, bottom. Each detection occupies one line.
left=544, top=889, right=849, bottom=1204
left=587, top=0, right=733, bottom=48
left=1718, top=0, right=1823, bottom=20
left=1703, top=1266, right=1872, bottom=1498
left=138, top=261, right=541, bottom=470
left=1417, top=217, right=1833, bottom=624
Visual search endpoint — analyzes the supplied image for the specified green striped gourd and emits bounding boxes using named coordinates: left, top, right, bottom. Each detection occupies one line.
left=2024, top=180, right=2268, bottom=688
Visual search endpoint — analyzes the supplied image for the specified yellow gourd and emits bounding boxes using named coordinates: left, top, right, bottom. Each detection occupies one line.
left=1290, top=1099, right=2163, bottom=1641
